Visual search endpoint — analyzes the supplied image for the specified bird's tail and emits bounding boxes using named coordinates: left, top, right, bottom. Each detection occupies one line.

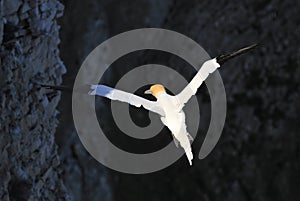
left=174, top=133, right=194, bottom=166
left=184, top=147, right=193, bottom=166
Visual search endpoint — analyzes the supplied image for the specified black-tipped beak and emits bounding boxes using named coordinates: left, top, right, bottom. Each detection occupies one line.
left=216, top=43, right=258, bottom=65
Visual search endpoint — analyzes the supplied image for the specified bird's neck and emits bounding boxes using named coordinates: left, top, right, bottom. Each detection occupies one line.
left=154, top=91, right=167, bottom=99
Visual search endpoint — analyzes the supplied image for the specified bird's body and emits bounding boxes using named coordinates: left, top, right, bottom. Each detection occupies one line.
left=90, top=57, right=221, bottom=166
left=156, top=92, right=193, bottom=165
left=42, top=44, right=257, bottom=166
left=88, top=41, right=256, bottom=165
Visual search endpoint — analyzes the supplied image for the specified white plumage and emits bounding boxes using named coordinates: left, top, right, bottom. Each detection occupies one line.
left=89, top=59, right=221, bottom=165
left=43, top=44, right=256, bottom=165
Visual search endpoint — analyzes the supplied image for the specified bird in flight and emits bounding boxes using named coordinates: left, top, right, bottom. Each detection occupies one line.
left=42, top=44, right=257, bottom=165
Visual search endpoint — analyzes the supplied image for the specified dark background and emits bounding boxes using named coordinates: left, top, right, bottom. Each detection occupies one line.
left=1, top=0, right=299, bottom=201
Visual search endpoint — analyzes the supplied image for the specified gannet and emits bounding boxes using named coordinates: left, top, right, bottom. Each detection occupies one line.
left=42, top=44, right=257, bottom=165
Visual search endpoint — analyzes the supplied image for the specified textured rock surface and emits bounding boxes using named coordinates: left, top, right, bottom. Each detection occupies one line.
left=0, top=0, right=69, bottom=200
left=1, top=0, right=299, bottom=201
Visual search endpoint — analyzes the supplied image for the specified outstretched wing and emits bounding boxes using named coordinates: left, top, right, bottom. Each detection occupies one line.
left=89, top=85, right=165, bottom=116
left=176, top=58, right=220, bottom=105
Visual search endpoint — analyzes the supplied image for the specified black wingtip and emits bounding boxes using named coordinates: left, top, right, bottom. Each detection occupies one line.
left=39, top=83, right=94, bottom=94
left=39, top=84, right=73, bottom=91
left=216, top=43, right=258, bottom=65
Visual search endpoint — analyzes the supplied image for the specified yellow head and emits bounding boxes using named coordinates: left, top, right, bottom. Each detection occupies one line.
left=144, top=84, right=166, bottom=98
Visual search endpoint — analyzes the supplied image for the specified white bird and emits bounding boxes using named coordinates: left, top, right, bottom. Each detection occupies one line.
left=42, top=44, right=257, bottom=165
left=87, top=44, right=257, bottom=165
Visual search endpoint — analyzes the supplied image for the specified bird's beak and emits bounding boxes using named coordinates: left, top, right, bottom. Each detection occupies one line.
left=216, top=43, right=258, bottom=65
left=144, top=89, right=152, bottom=94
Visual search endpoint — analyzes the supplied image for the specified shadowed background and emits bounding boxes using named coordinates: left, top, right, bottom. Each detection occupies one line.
left=0, top=0, right=299, bottom=201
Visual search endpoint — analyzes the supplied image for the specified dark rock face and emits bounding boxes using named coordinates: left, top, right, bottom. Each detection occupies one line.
left=2, top=0, right=299, bottom=201
left=56, top=1, right=112, bottom=201
left=0, top=0, right=69, bottom=200
left=58, top=0, right=300, bottom=201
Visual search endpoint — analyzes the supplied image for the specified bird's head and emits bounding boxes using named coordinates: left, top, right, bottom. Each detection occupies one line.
left=144, top=84, right=166, bottom=98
